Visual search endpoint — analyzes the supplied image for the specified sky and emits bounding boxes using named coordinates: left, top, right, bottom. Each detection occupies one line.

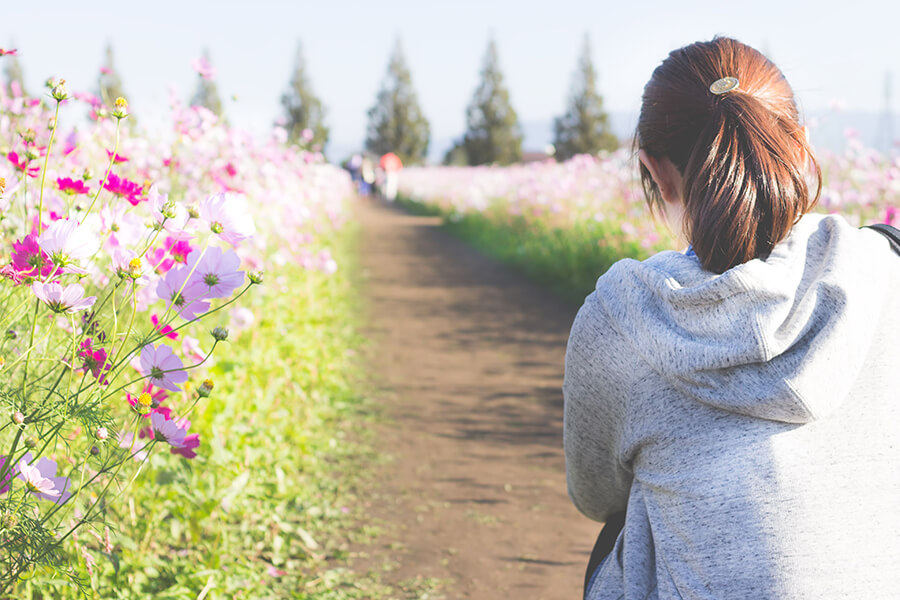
left=2, top=0, right=898, bottom=160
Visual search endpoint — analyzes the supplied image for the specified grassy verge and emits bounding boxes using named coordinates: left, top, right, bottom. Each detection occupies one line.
left=395, top=196, right=652, bottom=303
left=18, top=222, right=395, bottom=599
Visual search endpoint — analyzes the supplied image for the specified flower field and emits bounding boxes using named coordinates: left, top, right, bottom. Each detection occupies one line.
left=396, top=144, right=899, bottom=301
left=0, top=74, right=391, bottom=598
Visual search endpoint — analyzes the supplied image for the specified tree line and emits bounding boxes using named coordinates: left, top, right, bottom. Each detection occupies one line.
left=2, top=37, right=617, bottom=165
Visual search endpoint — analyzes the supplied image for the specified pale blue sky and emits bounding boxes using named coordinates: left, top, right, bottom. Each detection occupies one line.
left=2, top=0, right=897, bottom=159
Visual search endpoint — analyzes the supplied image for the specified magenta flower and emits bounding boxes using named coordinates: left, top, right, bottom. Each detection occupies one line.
left=32, top=282, right=96, bottom=313
left=886, top=206, right=898, bottom=226
left=147, top=237, right=193, bottom=274
left=185, top=247, right=245, bottom=299
left=79, top=339, right=111, bottom=384
left=170, top=417, right=199, bottom=459
left=156, top=267, right=210, bottom=320
left=11, top=234, right=54, bottom=278
left=149, top=412, right=187, bottom=447
left=7, top=151, right=39, bottom=178
left=140, top=344, right=188, bottom=392
left=57, top=177, right=90, bottom=195
left=151, top=314, right=178, bottom=339
left=103, top=173, right=144, bottom=206
left=0, top=49, right=18, bottom=57
left=16, top=452, right=71, bottom=503
left=198, top=193, right=255, bottom=247
left=106, top=149, right=128, bottom=163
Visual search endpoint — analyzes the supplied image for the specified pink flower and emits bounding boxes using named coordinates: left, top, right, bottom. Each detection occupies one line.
left=16, top=452, right=71, bottom=503
left=170, top=417, right=199, bottom=459
left=191, top=56, right=216, bottom=80
left=106, top=150, right=128, bottom=163
left=79, top=338, right=111, bottom=384
left=0, top=49, right=18, bottom=57
left=151, top=314, right=178, bottom=339
left=156, top=267, right=210, bottom=320
left=198, top=193, right=255, bottom=247
left=7, top=151, right=39, bottom=178
left=140, top=344, right=188, bottom=392
left=185, top=246, right=245, bottom=299
left=11, top=234, right=54, bottom=277
left=57, top=177, right=90, bottom=195
left=886, top=206, right=898, bottom=226
left=38, top=218, right=100, bottom=266
left=99, top=66, right=112, bottom=75
left=103, top=173, right=144, bottom=206
left=149, top=412, right=186, bottom=447
left=32, top=282, right=96, bottom=313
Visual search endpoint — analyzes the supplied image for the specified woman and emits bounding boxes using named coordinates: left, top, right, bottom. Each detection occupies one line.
left=564, top=37, right=900, bottom=599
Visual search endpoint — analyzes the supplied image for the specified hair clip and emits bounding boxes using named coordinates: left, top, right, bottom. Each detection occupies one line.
left=710, top=77, right=740, bottom=95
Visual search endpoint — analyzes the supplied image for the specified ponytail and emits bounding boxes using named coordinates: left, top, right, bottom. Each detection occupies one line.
left=637, top=37, right=822, bottom=273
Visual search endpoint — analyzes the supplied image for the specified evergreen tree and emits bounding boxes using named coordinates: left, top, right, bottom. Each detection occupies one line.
left=365, top=39, right=430, bottom=164
left=552, top=35, right=618, bottom=160
left=98, top=43, right=127, bottom=106
left=190, top=49, right=224, bottom=118
left=462, top=39, right=523, bottom=166
left=279, top=42, right=329, bottom=149
left=3, top=46, right=26, bottom=96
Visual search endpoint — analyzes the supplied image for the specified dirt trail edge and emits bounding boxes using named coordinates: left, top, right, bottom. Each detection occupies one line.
left=356, top=199, right=600, bottom=599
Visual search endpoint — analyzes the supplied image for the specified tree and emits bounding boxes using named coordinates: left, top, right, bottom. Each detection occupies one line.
left=3, top=45, right=26, bottom=96
left=553, top=35, right=618, bottom=160
left=365, top=39, right=430, bottom=165
left=98, top=43, right=127, bottom=107
left=462, top=38, right=523, bottom=166
left=190, top=49, right=224, bottom=118
left=279, top=42, right=329, bottom=149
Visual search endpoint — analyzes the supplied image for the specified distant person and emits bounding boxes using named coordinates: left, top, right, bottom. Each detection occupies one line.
left=379, top=152, right=403, bottom=200
left=360, top=156, right=375, bottom=197
left=564, top=36, right=900, bottom=599
left=347, top=153, right=363, bottom=194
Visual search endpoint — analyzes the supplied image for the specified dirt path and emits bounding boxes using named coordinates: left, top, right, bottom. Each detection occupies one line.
left=356, top=199, right=600, bottom=599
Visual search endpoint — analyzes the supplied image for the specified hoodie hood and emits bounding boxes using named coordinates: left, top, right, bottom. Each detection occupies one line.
left=594, top=213, right=896, bottom=423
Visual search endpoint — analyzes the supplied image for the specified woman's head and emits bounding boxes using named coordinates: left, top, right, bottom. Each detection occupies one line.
left=636, top=36, right=821, bottom=273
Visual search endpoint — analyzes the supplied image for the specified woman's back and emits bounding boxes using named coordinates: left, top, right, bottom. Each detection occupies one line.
left=565, top=213, right=900, bottom=598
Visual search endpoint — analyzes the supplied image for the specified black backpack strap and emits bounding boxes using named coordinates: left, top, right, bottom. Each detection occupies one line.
left=864, top=223, right=900, bottom=255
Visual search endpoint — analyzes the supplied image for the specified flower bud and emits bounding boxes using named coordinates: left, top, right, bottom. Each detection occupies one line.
left=96, top=427, right=108, bottom=441
left=197, top=378, right=214, bottom=398
left=90, top=445, right=100, bottom=456
left=24, top=435, right=38, bottom=449
left=20, top=128, right=35, bottom=144
left=82, top=168, right=93, bottom=181
left=47, top=117, right=56, bottom=131
left=248, top=271, right=264, bottom=285
left=211, top=327, right=229, bottom=342
left=210, top=222, right=224, bottom=234
left=187, top=206, right=200, bottom=219
left=51, top=79, right=69, bottom=102
left=12, top=411, right=24, bottom=426
left=112, top=96, right=128, bottom=119
left=5, top=330, right=15, bottom=340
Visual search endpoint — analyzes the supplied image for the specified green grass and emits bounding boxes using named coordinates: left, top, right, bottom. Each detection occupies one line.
left=395, top=196, right=650, bottom=303
left=16, top=222, right=397, bottom=599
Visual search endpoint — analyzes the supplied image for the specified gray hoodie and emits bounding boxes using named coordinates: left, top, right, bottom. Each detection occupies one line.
left=564, top=213, right=900, bottom=599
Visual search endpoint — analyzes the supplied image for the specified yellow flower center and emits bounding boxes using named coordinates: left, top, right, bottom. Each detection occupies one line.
left=138, top=392, right=152, bottom=407
left=128, top=258, right=142, bottom=273
left=114, top=97, right=128, bottom=109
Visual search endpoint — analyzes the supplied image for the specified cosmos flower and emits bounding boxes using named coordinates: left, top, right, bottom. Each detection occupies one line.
left=11, top=234, right=54, bottom=278
left=57, top=177, right=90, bottom=195
left=7, top=151, right=39, bottom=178
left=102, top=173, right=144, bottom=206
left=149, top=412, right=186, bottom=447
left=32, top=282, right=96, bottom=313
left=16, top=452, right=71, bottom=504
left=184, top=246, right=245, bottom=298
left=38, top=218, right=100, bottom=267
left=198, top=193, right=255, bottom=247
left=139, top=344, right=188, bottom=392
left=156, top=266, right=210, bottom=320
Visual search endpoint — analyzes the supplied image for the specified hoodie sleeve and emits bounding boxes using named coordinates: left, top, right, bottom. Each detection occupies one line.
left=563, top=292, right=633, bottom=522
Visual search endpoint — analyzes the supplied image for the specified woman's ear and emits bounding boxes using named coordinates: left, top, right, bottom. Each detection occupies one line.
left=638, top=149, right=683, bottom=205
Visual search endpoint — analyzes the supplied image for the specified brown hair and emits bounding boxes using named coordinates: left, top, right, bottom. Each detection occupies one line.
left=636, top=36, right=821, bottom=273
